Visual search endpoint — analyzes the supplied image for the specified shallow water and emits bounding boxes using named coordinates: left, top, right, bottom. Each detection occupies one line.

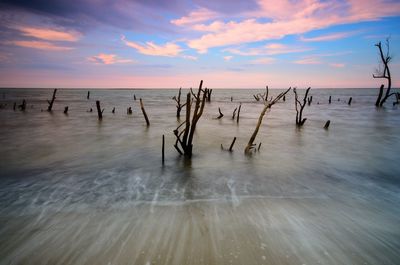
left=0, top=88, right=399, bottom=264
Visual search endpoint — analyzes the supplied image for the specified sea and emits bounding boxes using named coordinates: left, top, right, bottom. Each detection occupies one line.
left=0, top=88, right=399, bottom=264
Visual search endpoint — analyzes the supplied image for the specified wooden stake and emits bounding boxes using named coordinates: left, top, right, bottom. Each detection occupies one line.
left=348, top=97, right=352, bottom=105
left=47, top=89, right=57, bottom=112
left=237, top=104, right=241, bottom=123
left=64, top=106, right=68, bottom=114
left=324, top=120, right=330, bottom=129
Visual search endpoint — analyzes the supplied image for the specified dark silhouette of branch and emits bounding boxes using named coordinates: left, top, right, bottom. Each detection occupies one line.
left=294, top=87, right=311, bottom=127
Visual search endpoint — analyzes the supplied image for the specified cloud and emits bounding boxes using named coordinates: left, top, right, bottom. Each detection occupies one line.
left=9, top=40, right=73, bottom=51
left=294, top=57, right=322, bottom=65
left=122, top=35, right=182, bottom=57
left=88, top=53, right=133, bottom=65
left=171, top=7, right=219, bottom=26
left=249, top=57, right=275, bottom=64
left=224, top=55, right=233, bottom=61
left=14, top=26, right=81, bottom=41
left=185, top=0, right=400, bottom=53
left=226, top=43, right=310, bottom=56
left=300, top=32, right=355, bottom=42
left=330, top=63, right=345, bottom=68
left=182, top=55, right=198, bottom=60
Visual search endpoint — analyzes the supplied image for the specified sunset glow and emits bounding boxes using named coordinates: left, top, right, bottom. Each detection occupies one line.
left=0, top=0, right=399, bottom=88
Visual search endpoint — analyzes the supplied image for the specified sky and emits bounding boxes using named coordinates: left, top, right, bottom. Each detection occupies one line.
left=0, top=0, right=399, bottom=88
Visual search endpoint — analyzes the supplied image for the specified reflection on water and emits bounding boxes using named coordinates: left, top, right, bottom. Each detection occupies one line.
left=0, top=88, right=400, bottom=264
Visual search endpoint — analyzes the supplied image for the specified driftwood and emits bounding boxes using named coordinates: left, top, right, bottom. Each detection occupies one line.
left=245, top=87, right=291, bottom=154
left=64, top=106, right=68, bottom=114
left=139, top=98, right=150, bottom=126
left=294, top=87, right=311, bottom=127
left=373, top=39, right=395, bottom=107
left=324, top=120, right=330, bottom=129
left=237, top=104, right=241, bottom=123
left=253, top=86, right=269, bottom=102
left=47, top=89, right=57, bottom=112
left=173, top=88, right=187, bottom=118
left=348, top=97, right=352, bottom=105
left=217, top=107, right=224, bottom=119
left=173, top=80, right=208, bottom=158
left=96, top=100, right=104, bottom=120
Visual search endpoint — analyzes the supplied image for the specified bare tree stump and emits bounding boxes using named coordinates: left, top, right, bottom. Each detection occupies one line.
left=96, top=100, right=103, bottom=120
left=13, top=102, right=16, bottom=111
left=232, top=107, right=237, bottom=120
left=173, top=88, right=187, bottom=118
left=87, top=91, right=90, bottom=100
left=229, top=137, right=237, bottom=152
left=127, top=107, right=132, bottom=114
left=64, top=106, right=68, bottom=114
left=329, top=95, right=331, bottom=104
left=112, top=107, right=115, bottom=113
left=19, top=99, right=26, bottom=111
left=348, top=97, right=352, bottom=105
left=139, top=98, right=150, bottom=126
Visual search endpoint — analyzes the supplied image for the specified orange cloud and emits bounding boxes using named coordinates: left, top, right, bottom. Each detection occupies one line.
left=15, top=26, right=81, bottom=42
left=122, top=35, right=182, bottom=57
left=226, top=43, right=310, bottom=56
left=88, top=53, right=133, bottom=65
left=249, top=57, right=276, bottom=64
left=330, top=63, right=345, bottom=68
left=10, top=40, right=73, bottom=51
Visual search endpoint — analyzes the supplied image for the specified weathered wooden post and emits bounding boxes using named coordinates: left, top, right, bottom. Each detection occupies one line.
left=162, top=134, right=165, bottom=165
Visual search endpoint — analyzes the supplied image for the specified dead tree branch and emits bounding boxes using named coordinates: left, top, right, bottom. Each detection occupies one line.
left=245, top=87, right=291, bottom=154
left=173, top=87, right=187, bottom=118
left=139, top=98, right=150, bottom=126
left=217, top=107, right=224, bottom=119
left=47, top=89, right=57, bottom=112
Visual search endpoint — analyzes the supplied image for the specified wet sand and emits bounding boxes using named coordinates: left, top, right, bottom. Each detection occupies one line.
left=1, top=196, right=399, bottom=265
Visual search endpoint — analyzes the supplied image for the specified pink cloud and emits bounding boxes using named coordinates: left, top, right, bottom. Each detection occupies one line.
left=330, top=63, right=345, bottom=68
left=15, top=26, right=81, bottom=42
left=9, top=40, right=73, bottom=51
left=224, top=55, right=233, bottom=61
left=300, top=32, right=355, bottom=42
left=171, top=7, right=219, bottom=26
left=122, top=35, right=182, bottom=57
left=185, top=0, right=400, bottom=53
left=249, top=57, right=276, bottom=64
left=88, top=53, right=133, bottom=65
left=226, top=43, right=310, bottom=56
left=294, top=57, right=322, bottom=65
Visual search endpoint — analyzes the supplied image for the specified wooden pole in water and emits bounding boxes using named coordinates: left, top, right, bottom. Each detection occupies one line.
left=47, top=89, right=57, bottom=112
left=324, top=120, right=330, bottom=129
left=348, top=97, right=352, bottom=105
left=64, top=106, right=68, bottom=114
left=139, top=98, right=150, bottom=126
left=162, top=134, right=165, bottom=165
left=87, top=91, right=90, bottom=100
left=96, top=100, right=103, bottom=120
left=329, top=95, right=331, bottom=104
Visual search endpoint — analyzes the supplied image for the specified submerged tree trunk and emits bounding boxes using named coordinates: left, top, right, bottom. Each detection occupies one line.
left=373, top=40, right=395, bottom=107
left=139, top=98, right=150, bottom=126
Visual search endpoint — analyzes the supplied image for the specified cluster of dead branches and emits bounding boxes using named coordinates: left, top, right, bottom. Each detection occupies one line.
left=294, top=87, right=311, bottom=127
left=373, top=39, right=396, bottom=107
left=172, top=88, right=187, bottom=118
left=253, top=86, right=269, bottom=102
left=173, top=80, right=208, bottom=158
